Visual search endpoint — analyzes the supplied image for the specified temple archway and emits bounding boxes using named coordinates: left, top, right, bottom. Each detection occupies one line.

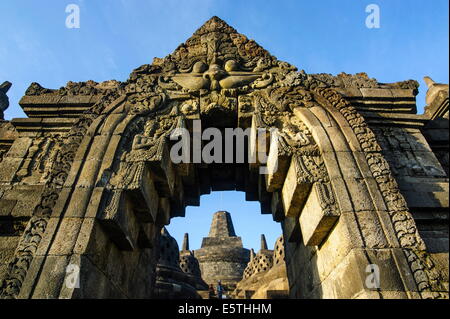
left=0, top=17, right=447, bottom=299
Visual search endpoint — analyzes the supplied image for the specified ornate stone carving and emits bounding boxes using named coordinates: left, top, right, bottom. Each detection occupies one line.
left=294, top=155, right=329, bottom=184
left=172, top=60, right=263, bottom=91
left=0, top=88, right=123, bottom=298
left=314, top=86, right=446, bottom=297
left=180, top=99, right=199, bottom=116
left=0, top=216, right=47, bottom=297
left=201, top=91, right=236, bottom=116
left=25, top=80, right=122, bottom=96
left=128, top=92, right=167, bottom=115
left=14, top=138, right=60, bottom=183
left=128, top=117, right=178, bottom=161
left=371, top=127, right=445, bottom=178
left=279, top=116, right=319, bottom=156
left=309, top=72, right=419, bottom=90
left=1, top=16, right=446, bottom=300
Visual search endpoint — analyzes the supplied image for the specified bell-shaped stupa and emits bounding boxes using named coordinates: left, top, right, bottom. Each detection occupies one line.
left=194, top=211, right=250, bottom=290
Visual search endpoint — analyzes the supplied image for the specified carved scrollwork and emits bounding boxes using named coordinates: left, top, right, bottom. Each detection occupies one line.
left=0, top=216, right=47, bottom=298
left=238, top=94, right=254, bottom=114
left=14, top=137, right=60, bottom=183
left=201, top=91, right=236, bottom=116
left=180, top=100, right=199, bottom=116
left=128, top=92, right=167, bottom=115
left=315, top=182, right=338, bottom=215
left=294, top=155, right=328, bottom=184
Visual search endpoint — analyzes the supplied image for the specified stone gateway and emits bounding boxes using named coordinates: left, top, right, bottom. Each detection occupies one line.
left=0, top=16, right=448, bottom=299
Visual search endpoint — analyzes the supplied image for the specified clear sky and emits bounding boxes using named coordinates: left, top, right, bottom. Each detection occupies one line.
left=0, top=1, right=448, bottom=251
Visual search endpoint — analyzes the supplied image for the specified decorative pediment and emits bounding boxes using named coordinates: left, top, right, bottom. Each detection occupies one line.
left=127, top=16, right=297, bottom=98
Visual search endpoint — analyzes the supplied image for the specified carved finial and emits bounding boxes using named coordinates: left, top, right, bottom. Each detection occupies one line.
left=0, top=81, right=12, bottom=119
left=423, top=76, right=449, bottom=118
left=424, top=76, right=436, bottom=88
left=208, top=211, right=237, bottom=237
left=261, top=234, right=268, bottom=250
left=182, top=233, right=189, bottom=251
left=0, top=81, right=12, bottom=94
left=250, top=248, right=255, bottom=261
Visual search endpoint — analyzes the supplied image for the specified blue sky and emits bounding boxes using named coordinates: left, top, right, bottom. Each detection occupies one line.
left=1, top=1, right=448, bottom=251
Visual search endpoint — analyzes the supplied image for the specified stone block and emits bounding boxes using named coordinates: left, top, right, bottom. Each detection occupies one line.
left=126, top=165, right=159, bottom=223
left=353, top=211, right=389, bottom=248
left=309, top=106, right=334, bottom=128
left=76, top=159, right=103, bottom=188
left=3, top=185, right=44, bottom=217
left=265, top=134, right=291, bottom=192
left=281, top=157, right=312, bottom=218
left=26, top=255, right=70, bottom=298
left=73, top=218, right=114, bottom=274
left=0, top=199, right=16, bottom=216
left=61, top=254, right=127, bottom=299
left=333, top=151, right=363, bottom=179
left=333, top=87, right=363, bottom=99
left=299, top=183, right=340, bottom=246
left=99, top=113, right=127, bottom=136
left=98, top=191, right=140, bottom=251
left=344, top=177, right=376, bottom=213
left=85, top=187, right=107, bottom=219
left=390, top=89, right=416, bottom=99
left=339, top=126, right=363, bottom=152
left=0, top=157, right=23, bottom=182
left=60, top=187, right=94, bottom=218
left=4, top=137, right=33, bottom=158
left=282, top=216, right=301, bottom=243
left=270, top=191, right=284, bottom=222
left=360, top=88, right=394, bottom=99
left=48, top=217, right=84, bottom=255
left=156, top=198, right=171, bottom=227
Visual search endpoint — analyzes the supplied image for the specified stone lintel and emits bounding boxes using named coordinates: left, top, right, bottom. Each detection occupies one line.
left=360, top=111, right=428, bottom=128
left=19, top=94, right=101, bottom=118
left=11, top=117, right=77, bottom=134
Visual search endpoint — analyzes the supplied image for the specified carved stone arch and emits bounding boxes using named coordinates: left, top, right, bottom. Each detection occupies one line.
left=1, top=16, right=447, bottom=299
left=0, top=86, right=128, bottom=299
left=245, top=80, right=446, bottom=298
left=309, top=87, right=447, bottom=298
